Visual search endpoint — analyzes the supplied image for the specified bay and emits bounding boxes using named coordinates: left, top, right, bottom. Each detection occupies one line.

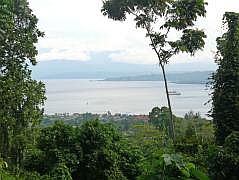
left=42, top=79, right=211, bottom=118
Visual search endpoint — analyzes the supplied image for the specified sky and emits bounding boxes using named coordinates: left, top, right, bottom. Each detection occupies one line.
left=28, top=0, right=239, bottom=65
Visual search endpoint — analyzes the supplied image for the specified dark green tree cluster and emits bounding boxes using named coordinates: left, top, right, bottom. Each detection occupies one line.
left=210, top=12, right=239, bottom=145
left=102, top=0, right=207, bottom=140
left=24, top=121, right=81, bottom=178
left=149, top=106, right=170, bottom=131
left=207, top=12, right=239, bottom=180
left=24, top=120, right=143, bottom=180
left=0, top=0, right=45, bottom=169
left=208, top=131, right=239, bottom=180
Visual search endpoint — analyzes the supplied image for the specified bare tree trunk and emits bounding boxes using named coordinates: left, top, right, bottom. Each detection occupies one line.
left=159, top=63, right=175, bottom=141
left=141, top=20, right=176, bottom=141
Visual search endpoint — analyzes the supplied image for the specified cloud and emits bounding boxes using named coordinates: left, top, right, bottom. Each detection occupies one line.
left=29, top=0, right=239, bottom=64
left=38, top=48, right=90, bottom=61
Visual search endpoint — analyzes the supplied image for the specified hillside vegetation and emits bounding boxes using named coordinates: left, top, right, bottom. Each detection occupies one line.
left=0, top=0, right=239, bottom=180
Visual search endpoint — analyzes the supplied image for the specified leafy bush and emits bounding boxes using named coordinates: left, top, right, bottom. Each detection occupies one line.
left=174, top=143, right=199, bottom=155
left=209, top=131, right=239, bottom=180
left=50, top=163, right=72, bottom=180
left=77, top=120, right=143, bottom=180
left=24, top=120, right=143, bottom=180
left=24, top=121, right=82, bottom=177
left=139, top=151, right=209, bottom=180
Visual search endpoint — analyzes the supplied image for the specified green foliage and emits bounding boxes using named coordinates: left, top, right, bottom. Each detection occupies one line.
left=175, top=112, right=214, bottom=144
left=22, top=111, right=216, bottom=179
left=224, top=131, right=239, bottom=153
left=39, top=112, right=215, bottom=179
left=209, top=131, right=239, bottom=180
left=169, top=29, right=206, bottom=55
left=15, top=170, right=51, bottom=180
left=164, top=0, right=207, bottom=30
left=23, top=149, right=49, bottom=175
left=162, top=153, right=209, bottom=180
left=0, top=158, right=8, bottom=170
left=174, top=143, right=199, bottom=156
left=128, top=123, right=174, bottom=158
left=210, top=12, right=239, bottom=144
left=184, top=111, right=201, bottom=120
left=116, top=140, right=143, bottom=179
left=104, top=167, right=127, bottom=180
left=0, top=158, right=10, bottom=179
left=24, top=120, right=143, bottom=180
left=24, top=121, right=82, bottom=177
left=0, top=158, right=50, bottom=180
left=149, top=107, right=170, bottom=131
left=37, top=121, right=82, bottom=170
left=78, top=120, right=120, bottom=154
left=0, top=0, right=13, bottom=40
left=139, top=152, right=209, bottom=180
left=127, top=113, right=212, bottom=180
left=0, top=0, right=45, bottom=168
left=78, top=120, right=143, bottom=180
left=50, top=163, right=72, bottom=180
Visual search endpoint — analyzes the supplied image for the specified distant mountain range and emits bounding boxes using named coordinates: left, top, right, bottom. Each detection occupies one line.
left=31, top=59, right=158, bottom=79
left=103, top=71, right=213, bottom=84
left=31, top=58, right=216, bottom=80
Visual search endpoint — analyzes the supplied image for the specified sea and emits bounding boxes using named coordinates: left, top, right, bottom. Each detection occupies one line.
left=42, top=79, right=211, bottom=118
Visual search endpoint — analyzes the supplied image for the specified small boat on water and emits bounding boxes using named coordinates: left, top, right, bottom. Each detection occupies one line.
left=169, top=91, right=181, bottom=95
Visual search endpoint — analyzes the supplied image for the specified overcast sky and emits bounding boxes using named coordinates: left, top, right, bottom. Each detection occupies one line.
left=28, top=0, right=239, bottom=65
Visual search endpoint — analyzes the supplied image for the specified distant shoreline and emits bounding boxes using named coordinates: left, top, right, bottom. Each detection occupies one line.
left=36, top=71, right=213, bottom=85
left=101, top=79, right=206, bottom=85
left=102, top=71, right=212, bottom=85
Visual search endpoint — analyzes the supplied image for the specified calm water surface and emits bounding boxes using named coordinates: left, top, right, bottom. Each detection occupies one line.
left=42, top=79, right=211, bottom=117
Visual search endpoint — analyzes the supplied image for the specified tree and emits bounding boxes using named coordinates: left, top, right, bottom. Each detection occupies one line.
left=149, top=107, right=170, bottom=131
left=184, top=111, right=201, bottom=120
left=101, top=0, right=207, bottom=140
left=208, top=131, right=239, bottom=180
left=210, top=12, right=239, bottom=145
left=25, top=120, right=143, bottom=180
left=0, top=0, right=45, bottom=167
left=24, top=121, right=82, bottom=176
left=77, top=120, right=143, bottom=180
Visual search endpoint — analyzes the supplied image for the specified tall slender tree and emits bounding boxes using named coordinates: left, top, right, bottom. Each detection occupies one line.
left=0, top=0, right=45, bottom=167
left=211, top=12, right=239, bottom=145
left=102, top=0, right=207, bottom=140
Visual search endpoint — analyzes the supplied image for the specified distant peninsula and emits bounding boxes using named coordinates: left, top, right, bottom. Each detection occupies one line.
left=103, top=71, right=213, bottom=84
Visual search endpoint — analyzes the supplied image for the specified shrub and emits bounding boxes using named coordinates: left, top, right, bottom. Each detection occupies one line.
left=208, top=131, right=239, bottom=180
